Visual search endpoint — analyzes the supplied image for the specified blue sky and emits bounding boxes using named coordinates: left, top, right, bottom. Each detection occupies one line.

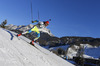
left=0, top=0, right=100, bottom=38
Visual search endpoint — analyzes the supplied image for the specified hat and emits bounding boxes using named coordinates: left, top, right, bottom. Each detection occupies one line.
left=45, top=21, right=49, bottom=24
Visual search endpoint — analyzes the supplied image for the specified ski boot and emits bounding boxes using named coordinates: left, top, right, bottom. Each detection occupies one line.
left=30, top=40, right=34, bottom=46
left=17, top=33, right=22, bottom=37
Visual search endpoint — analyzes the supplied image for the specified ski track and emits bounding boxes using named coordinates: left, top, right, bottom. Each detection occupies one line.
left=0, top=28, right=74, bottom=66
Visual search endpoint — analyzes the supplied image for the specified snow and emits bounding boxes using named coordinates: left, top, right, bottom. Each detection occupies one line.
left=66, top=44, right=99, bottom=59
left=67, top=45, right=79, bottom=59
left=0, top=28, right=74, bottom=66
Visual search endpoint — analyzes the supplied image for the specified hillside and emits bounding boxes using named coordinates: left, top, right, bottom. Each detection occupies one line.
left=0, top=28, right=74, bottom=66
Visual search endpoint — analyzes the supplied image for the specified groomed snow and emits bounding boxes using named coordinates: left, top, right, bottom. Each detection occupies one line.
left=0, top=28, right=74, bottom=66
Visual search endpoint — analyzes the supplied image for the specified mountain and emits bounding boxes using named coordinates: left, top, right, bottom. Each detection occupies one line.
left=0, top=28, right=74, bottom=66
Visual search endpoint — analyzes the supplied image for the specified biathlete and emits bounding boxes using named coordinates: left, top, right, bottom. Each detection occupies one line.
left=17, top=20, right=49, bottom=45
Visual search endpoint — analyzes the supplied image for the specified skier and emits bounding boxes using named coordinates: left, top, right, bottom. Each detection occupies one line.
left=17, top=20, right=49, bottom=45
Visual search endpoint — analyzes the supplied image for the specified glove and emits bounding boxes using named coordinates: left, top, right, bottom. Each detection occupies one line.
left=32, top=20, right=39, bottom=23
left=32, top=21, right=35, bottom=23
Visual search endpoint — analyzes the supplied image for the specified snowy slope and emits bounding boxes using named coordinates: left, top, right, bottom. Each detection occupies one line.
left=0, top=28, right=74, bottom=66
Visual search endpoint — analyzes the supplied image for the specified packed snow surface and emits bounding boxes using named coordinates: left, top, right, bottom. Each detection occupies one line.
left=0, top=28, right=74, bottom=66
